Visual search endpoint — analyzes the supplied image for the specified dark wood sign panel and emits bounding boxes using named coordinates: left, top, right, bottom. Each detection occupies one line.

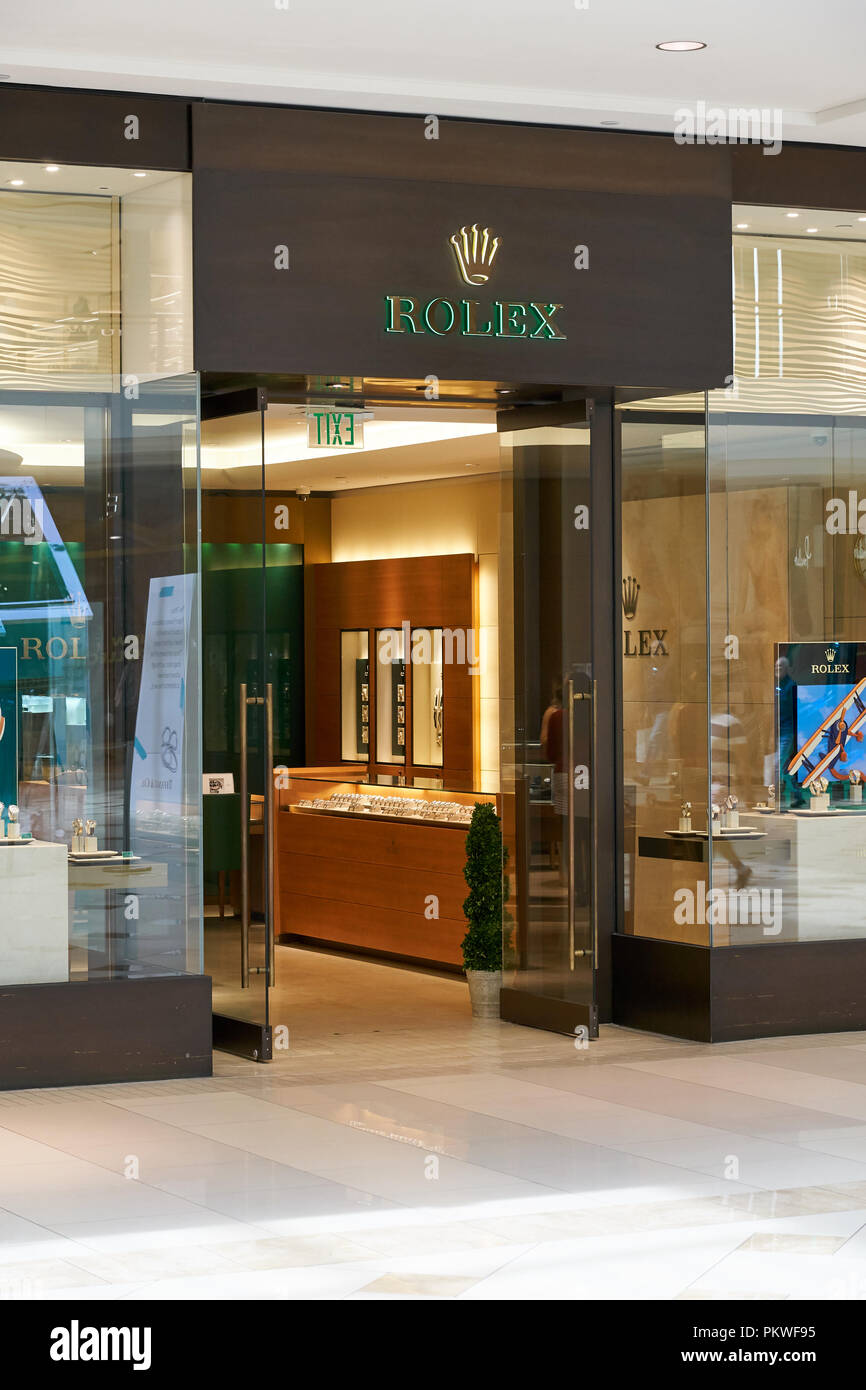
left=0, top=87, right=190, bottom=170
left=191, top=103, right=732, bottom=389
left=193, top=168, right=731, bottom=388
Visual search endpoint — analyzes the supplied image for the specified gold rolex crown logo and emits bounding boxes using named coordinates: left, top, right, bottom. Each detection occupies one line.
left=826, top=647, right=837, bottom=662
left=450, top=224, right=501, bottom=286
left=622, top=576, right=640, bottom=620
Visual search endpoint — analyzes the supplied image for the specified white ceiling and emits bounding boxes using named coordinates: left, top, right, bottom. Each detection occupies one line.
left=0, top=162, right=182, bottom=197
left=3, top=0, right=866, bottom=146
left=202, top=404, right=499, bottom=492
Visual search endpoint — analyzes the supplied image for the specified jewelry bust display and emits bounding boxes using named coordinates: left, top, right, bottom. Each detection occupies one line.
left=808, top=777, right=830, bottom=812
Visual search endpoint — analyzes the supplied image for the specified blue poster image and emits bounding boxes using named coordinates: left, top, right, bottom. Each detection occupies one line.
left=776, top=641, right=866, bottom=807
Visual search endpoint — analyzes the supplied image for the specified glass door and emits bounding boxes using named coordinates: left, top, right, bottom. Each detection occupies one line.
left=499, top=405, right=602, bottom=1038
left=202, top=390, right=274, bottom=1060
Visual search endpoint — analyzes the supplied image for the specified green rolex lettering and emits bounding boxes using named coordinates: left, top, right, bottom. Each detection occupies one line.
left=384, top=295, right=422, bottom=333
left=529, top=302, right=566, bottom=339
left=461, top=300, right=494, bottom=336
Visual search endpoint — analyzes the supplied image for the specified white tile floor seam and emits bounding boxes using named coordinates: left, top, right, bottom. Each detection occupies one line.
left=7, top=958, right=866, bottom=1299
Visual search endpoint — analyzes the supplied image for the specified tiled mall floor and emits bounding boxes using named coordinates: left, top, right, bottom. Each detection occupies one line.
left=7, top=950, right=866, bottom=1299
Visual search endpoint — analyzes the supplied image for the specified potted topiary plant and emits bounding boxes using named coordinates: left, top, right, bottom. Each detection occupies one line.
left=461, top=802, right=508, bottom=1018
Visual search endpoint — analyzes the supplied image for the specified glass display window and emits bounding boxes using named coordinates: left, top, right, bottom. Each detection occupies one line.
left=411, top=627, right=444, bottom=768
left=340, top=630, right=370, bottom=762
left=375, top=627, right=406, bottom=765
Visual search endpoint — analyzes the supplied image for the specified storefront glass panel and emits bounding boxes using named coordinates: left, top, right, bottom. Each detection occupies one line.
left=500, top=418, right=598, bottom=1033
left=0, top=374, right=202, bottom=986
left=621, top=211, right=866, bottom=952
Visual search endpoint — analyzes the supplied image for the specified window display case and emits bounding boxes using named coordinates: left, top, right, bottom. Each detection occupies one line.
left=375, top=628, right=406, bottom=764
left=411, top=626, right=444, bottom=768
left=340, top=629, right=369, bottom=761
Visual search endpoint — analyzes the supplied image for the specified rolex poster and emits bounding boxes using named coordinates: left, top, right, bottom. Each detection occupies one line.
left=776, top=641, right=866, bottom=807
left=0, top=647, right=18, bottom=810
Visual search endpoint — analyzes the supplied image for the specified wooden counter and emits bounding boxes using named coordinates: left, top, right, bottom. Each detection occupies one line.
left=275, top=770, right=497, bottom=970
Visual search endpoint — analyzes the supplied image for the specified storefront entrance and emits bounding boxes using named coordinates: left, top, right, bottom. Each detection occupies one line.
left=201, top=382, right=613, bottom=1060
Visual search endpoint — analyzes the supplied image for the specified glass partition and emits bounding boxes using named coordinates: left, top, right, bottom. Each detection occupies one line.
left=340, top=629, right=369, bottom=762
left=411, top=626, right=444, bottom=768
left=620, top=210, right=866, bottom=950
left=0, top=164, right=192, bottom=393
left=619, top=409, right=710, bottom=946
left=500, top=418, right=597, bottom=1033
left=375, top=627, right=406, bottom=765
left=0, top=375, right=202, bottom=986
left=707, top=213, right=866, bottom=946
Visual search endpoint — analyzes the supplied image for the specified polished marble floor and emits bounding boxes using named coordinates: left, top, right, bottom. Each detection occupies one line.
left=6, top=948, right=866, bottom=1299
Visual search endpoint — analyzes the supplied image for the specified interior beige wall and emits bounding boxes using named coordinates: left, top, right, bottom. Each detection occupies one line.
left=331, top=474, right=500, bottom=786
left=623, top=486, right=791, bottom=944
left=0, top=191, right=116, bottom=389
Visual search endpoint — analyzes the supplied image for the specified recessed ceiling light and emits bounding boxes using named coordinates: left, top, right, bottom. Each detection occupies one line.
left=859, top=216, right=866, bottom=223
left=132, top=171, right=147, bottom=178
left=656, top=40, right=707, bottom=52
left=7, top=179, right=24, bottom=187
left=43, top=164, right=60, bottom=173
left=806, top=227, right=818, bottom=234
left=601, top=120, right=619, bottom=127
left=786, top=212, right=800, bottom=218
left=0, top=75, right=11, bottom=81
left=735, top=223, right=749, bottom=229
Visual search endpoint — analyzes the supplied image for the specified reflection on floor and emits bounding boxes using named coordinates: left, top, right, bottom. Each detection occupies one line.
left=210, top=938, right=475, bottom=1057
left=5, top=956, right=866, bottom=1298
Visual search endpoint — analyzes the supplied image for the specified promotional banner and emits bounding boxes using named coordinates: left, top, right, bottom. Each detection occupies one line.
left=0, top=647, right=18, bottom=810
left=129, top=575, right=196, bottom=838
left=776, top=640, right=866, bottom=806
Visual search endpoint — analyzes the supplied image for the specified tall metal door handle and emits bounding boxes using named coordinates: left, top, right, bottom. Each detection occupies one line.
left=239, top=682, right=250, bottom=988
left=265, top=682, right=276, bottom=987
left=566, top=676, right=575, bottom=972
left=567, top=679, right=596, bottom=972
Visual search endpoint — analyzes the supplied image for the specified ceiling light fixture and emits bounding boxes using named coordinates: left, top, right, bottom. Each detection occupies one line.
left=735, top=223, right=749, bottom=229
left=786, top=212, right=800, bottom=218
left=656, top=40, right=706, bottom=52
left=7, top=179, right=24, bottom=187
left=806, top=227, right=818, bottom=234
left=132, top=171, right=147, bottom=178
left=44, top=164, right=60, bottom=173
left=601, top=120, right=619, bottom=127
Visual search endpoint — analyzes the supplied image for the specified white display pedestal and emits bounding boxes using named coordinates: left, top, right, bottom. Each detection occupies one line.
left=760, top=813, right=866, bottom=941
left=0, top=841, right=69, bottom=984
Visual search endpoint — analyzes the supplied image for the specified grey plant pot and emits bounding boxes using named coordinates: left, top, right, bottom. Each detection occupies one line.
left=466, top=969, right=502, bottom=1019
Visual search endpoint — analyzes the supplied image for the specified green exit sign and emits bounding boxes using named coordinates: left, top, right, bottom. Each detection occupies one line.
left=306, top=410, right=365, bottom=449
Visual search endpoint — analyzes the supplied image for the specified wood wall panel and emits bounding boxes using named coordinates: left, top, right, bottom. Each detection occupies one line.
left=309, top=553, right=477, bottom=778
